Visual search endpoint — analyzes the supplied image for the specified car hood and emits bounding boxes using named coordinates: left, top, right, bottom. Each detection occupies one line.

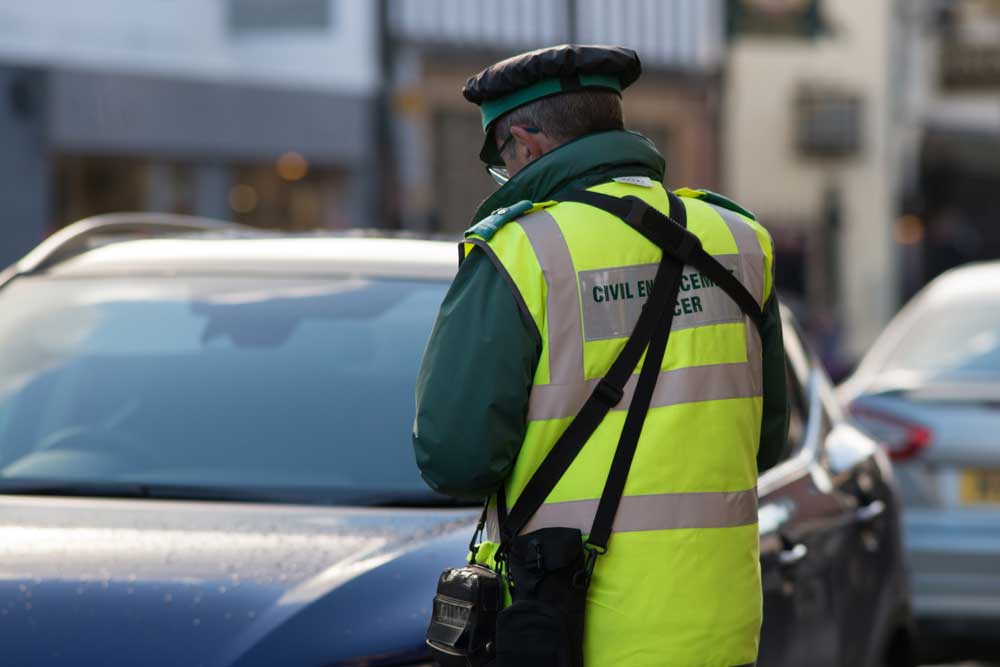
left=0, top=495, right=477, bottom=667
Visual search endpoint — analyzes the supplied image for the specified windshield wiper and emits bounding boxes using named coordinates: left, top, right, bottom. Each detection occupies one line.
left=366, top=491, right=482, bottom=509
left=0, top=480, right=482, bottom=507
left=0, top=479, right=317, bottom=504
left=0, top=479, right=155, bottom=499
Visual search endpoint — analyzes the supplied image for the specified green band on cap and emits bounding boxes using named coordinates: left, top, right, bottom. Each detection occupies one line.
left=479, top=74, right=622, bottom=132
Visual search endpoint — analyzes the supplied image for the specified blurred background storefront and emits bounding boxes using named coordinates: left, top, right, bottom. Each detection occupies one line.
left=905, top=0, right=1000, bottom=293
left=3, top=0, right=1000, bottom=374
left=724, top=0, right=897, bottom=373
left=0, top=0, right=378, bottom=265
left=724, top=0, right=1000, bottom=375
left=385, top=0, right=726, bottom=234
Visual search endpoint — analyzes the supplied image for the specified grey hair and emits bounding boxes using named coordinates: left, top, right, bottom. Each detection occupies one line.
left=493, top=88, right=625, bottom=159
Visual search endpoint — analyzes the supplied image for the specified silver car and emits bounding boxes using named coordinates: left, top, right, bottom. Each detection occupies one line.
left=839, top=261, right=1000, bottom=661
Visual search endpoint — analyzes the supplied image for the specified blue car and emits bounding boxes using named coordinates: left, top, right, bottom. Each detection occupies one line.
left=0, top=214, right=914, bottom=666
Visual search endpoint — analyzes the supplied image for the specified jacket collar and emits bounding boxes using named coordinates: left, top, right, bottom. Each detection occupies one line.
left=469, top=130, right=667, bottom=227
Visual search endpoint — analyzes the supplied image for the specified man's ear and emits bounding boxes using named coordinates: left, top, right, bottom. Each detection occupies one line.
left=510, top=126, right=546, bottom=161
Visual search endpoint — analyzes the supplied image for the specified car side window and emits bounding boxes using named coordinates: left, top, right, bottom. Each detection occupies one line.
left=784, top=359, right=808, bottom=458
left=780, top=310, right=813, bottom=460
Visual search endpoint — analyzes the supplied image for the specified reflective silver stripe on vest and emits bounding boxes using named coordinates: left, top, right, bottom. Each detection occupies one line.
left=519, top=210, right=584, bottom=384
left=708, top=203, right=766, bottom=393
left=521, top=488, right=758, bottom=535
left=518, top=200, right=765, bottom=420
left=707, top=204, right=765, bottom=307
left=527, top=361, right=759, bottom=422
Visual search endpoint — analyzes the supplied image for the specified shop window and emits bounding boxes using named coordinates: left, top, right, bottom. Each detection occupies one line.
left=229, top=162, right=347, bottom=230
left=54, top=156, right=195, bottom=232
left=54, top=155, right=347, bottom=232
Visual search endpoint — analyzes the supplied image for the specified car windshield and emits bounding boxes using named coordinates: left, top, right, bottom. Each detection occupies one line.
left=0, top=274, right=455, bottom=505
left=877, top=294, right=1000, bottom=382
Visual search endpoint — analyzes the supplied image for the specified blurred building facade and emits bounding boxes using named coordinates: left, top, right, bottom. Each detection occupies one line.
left=386, top=0, right=727, bottom=234
left=724, top=0, right=901, bottom=369
left=897, top=0, right=1000, bottom=296
left=4, top=0, right=997, bottom=373
left=0, top=0, right=379, bottom=267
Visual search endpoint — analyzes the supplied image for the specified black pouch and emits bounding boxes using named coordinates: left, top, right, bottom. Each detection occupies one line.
left=426, top=564, right=502, bottom=667
left=496, top=527, right=590, bottom=667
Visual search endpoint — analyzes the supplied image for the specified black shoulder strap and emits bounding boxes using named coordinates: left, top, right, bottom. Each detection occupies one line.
left=498, top=189, right=770, bottom=561
left=554, top=190, right=764, bottom=332
left=500, top=191, right=697, bottom=546
left=586, top=239, right=682, bottom=552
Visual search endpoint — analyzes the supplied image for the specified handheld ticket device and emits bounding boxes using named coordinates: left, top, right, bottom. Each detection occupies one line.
left=426, top=563, right=502, bottom=666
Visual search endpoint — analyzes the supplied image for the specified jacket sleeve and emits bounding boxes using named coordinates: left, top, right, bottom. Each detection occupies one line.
left=413, top=248, right=541, bottom=499
left=756, top=288, right=791, bottom=473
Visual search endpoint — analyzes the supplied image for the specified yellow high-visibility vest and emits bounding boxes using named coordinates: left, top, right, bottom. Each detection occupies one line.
left=462, top=179, right=775, bottom=667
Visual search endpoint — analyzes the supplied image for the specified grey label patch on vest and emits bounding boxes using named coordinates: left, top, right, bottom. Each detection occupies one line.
left=612, top=175, right=656, bottom=188
left=578, top=256, right=745, bottom=341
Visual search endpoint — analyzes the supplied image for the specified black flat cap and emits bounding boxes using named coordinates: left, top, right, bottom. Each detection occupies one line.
left=463, top=44, right=642, bottom=165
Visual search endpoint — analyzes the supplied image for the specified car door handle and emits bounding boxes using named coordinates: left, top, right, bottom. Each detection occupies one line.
left=778, top=543, right=808, bottom=567
left=856, top=500, right=885, bottom=523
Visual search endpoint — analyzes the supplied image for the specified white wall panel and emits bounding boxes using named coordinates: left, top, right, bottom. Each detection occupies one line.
left=0, top=0, right=378, bottom=92
left=390, top=0, right=723, bottom=70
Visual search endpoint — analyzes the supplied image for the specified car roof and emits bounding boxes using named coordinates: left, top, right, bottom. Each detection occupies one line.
left=919, top=260, right=1000, bottom=301
left=839, top=260, right=1000, bottom=396
left=42, top=233, right=461, bottom=281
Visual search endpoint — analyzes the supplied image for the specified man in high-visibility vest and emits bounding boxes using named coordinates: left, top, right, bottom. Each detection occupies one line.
left=413, top=45, right=789, bottom=667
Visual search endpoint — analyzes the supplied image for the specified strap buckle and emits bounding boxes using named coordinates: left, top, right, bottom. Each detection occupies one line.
left=674, top=229, right=702, bottom=263
left=624, top=195, right=648, bottom=229
left=573, top=543, right=606, bottom=589
left=623, top=195, right=701, bottom=261
left=493, top=547, right=514, bottom=591
left=594, top=378, right=624, bottom=407
left=526, top=538, right=545, bottom=571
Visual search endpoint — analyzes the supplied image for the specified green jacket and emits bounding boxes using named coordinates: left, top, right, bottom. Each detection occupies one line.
left=413, top=130, right=789, bottom=499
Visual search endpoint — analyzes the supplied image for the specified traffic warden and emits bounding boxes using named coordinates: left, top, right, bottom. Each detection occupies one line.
left=414, top=45, right=789, bottom=667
